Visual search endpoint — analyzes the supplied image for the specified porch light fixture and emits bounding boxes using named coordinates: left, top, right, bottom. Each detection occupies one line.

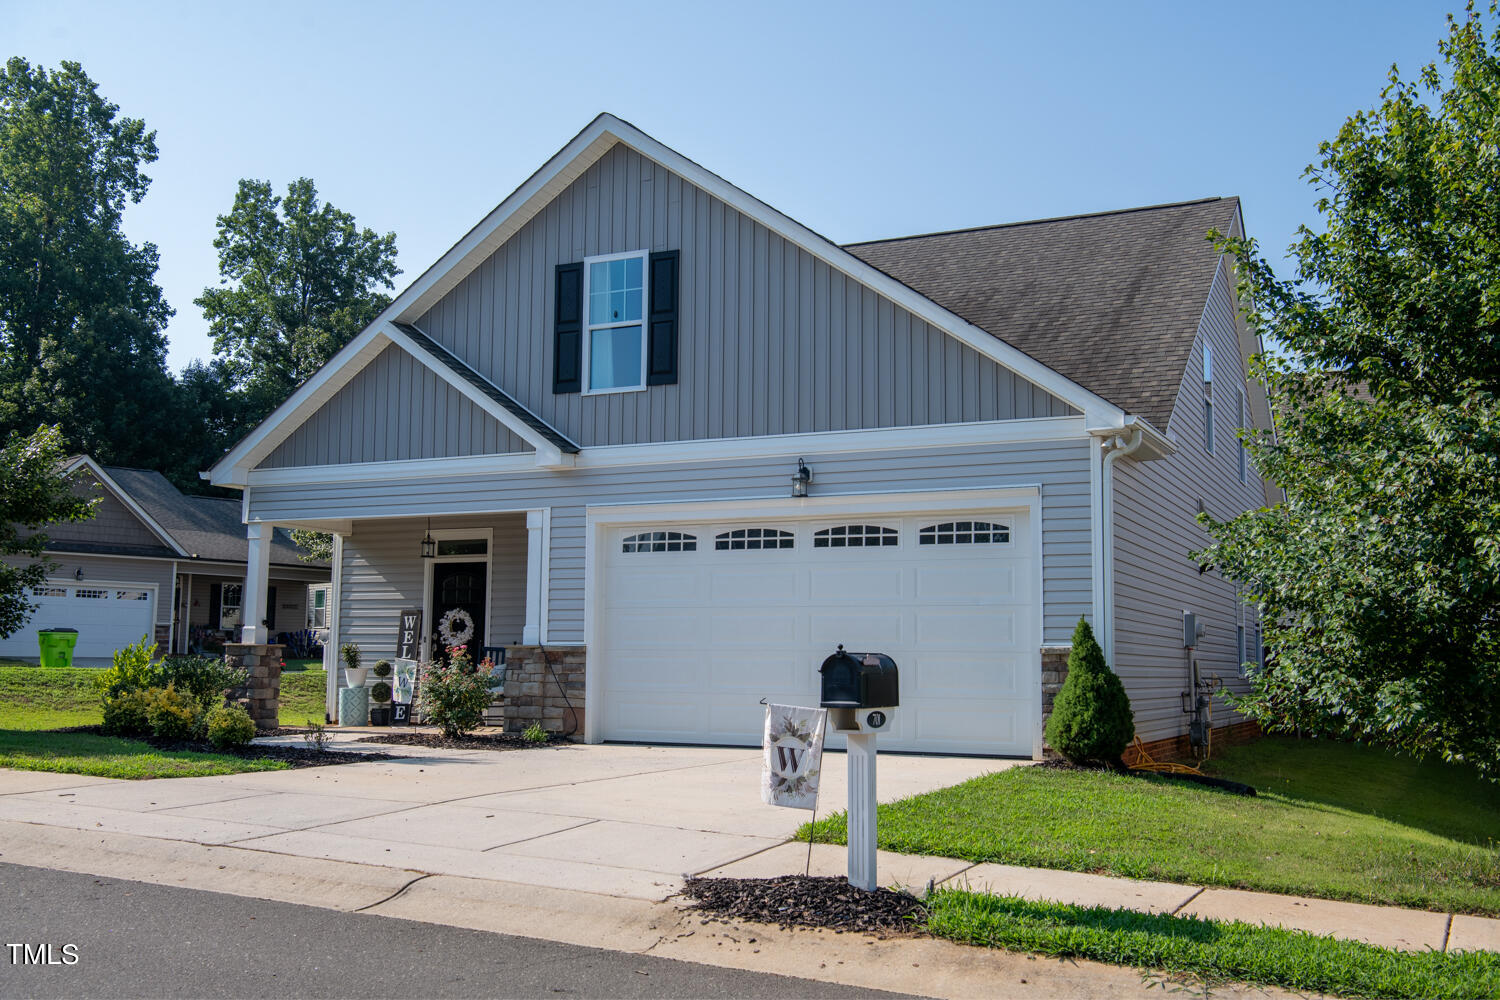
left=74, top=567, right=84, bottom=581
left=420, top=519, right=436, bottom=560
left=790, top=458, right=812, bottom=498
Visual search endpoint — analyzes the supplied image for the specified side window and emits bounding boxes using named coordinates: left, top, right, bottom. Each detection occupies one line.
left=812, top=525, right=898, bottom=548
left=220, top=583, right=243, bottom=629
left=621, top=530, right=697, bottom=553
left=1237, top=387, right=1249, bottom=483
left=1202, top=343, right=1214, bottom=454
left=919, top=520, right=1010, bottom=545
left=715, top=528, right=794, bottom=551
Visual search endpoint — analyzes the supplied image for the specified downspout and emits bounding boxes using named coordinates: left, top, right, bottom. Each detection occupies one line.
left=1099, top=426, right=1145, bottom=666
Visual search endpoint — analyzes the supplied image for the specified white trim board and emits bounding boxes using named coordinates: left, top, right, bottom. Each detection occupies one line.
left=241, top=415, right=1089, bottom=488
left=420, top=526, right=495, bottom=664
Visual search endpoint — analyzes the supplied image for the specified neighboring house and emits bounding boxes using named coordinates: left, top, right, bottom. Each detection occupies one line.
left=206, top=114, right=1275, bottom=758
left=0, top=457, right=329, bottom=666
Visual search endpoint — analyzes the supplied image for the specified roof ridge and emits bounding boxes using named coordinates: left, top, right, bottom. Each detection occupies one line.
left=842, top=197, right=1234, bottom=248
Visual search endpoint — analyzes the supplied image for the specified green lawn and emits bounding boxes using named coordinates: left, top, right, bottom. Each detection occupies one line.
left=928, top=891, right=1500, bottom=1000
left=803, top=737, right=1500, bottom=916
left=0, top=729, right=289, bottom=778
left=0, top=664, right=102, bottom=730
left=279, top=669, right=327, bottom=726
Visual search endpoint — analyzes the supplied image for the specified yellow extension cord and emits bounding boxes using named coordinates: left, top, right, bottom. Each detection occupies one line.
left=1128, top=692, right=1212, bottom=775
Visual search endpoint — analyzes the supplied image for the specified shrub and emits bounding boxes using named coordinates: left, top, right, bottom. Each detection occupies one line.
left=372, top=660, right=392, bottom=678
left=159, top=655, right=247, bottom=712
left=95, top=636, right=163, bottom=700
left=206, top=703, right=256, bottom=748
left=370, top=680, right=392, bottom=704
left=340, top=643, right=361, bottom=671
left=1044, top=617, right=1135, bottom=766
left=417, top=649, right=491, bottom=738
left=521, top=721, right=548, bottom=744
left=101, top=689, right=152, bottom=737
left=302, top=719, right=330, bottom=753
left=143, top=685, right=202, bottom=742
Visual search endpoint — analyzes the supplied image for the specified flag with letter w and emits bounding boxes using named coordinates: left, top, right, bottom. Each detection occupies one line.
left=762, top=704, right=827, bottom=810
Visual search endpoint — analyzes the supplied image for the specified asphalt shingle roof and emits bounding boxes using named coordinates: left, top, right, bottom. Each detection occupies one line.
left=101, top=467, right=324, bottom=568
left=844, top=197, right=1240, bottom=431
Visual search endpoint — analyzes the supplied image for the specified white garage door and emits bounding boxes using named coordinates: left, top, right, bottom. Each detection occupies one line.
left=596, top=508, right=1038, bottom=756
left=0, top=582, right=157, bottom=662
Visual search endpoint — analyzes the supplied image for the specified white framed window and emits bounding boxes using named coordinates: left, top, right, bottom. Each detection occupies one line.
left=621, top=530, right=696, bottom=553
left=115, top=590, right=150, bottom=601
left=75, top=588, right=108, bottom=600
left=813, top=525, right=898, bottom=548
left=1237, top=624, right=1246, bottom=676
left=919, top=520, right=1010, bottom=545
left=31, top=586, right=67, bottom=597
left=584, top=250, right=648, bottom=394
left=308, top=585, right=329, bottom=628
left=715, top=527, right=794, bottom=551
left=220, top=583, right=243, bottom=629
left=1237, top=387, right=1248, bottom=483
left=1202, top=343, right=1215, bottom=455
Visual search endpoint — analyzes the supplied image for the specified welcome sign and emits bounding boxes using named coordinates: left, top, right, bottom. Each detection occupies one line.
left=395, top=608, right=423, bottom=661
left=761, top=704, right=827, bottom=810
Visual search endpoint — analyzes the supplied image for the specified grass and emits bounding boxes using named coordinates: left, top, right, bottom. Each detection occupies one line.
left=279, top=669, right=327, bottom=726
left=926, top=890, right=1500, bottom=1000
left=281, top=658, right=322, bottom=672
left=0, top=729, right=289, bottom=779
left=0, top=664, right=104, bottom=730
left=802, top=737, right=1500, bottom=916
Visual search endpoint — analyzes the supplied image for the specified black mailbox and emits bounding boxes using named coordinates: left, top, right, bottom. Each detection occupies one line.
left=819, top=645, right=899, bottom=708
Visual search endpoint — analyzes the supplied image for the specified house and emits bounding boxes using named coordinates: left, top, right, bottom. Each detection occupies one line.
left=0, top=457, right=330, bottom=665
left=206, top=114, right=1274, bottom=758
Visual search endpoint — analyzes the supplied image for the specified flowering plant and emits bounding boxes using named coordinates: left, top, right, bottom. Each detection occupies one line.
left=417, top=646, right=491, bottom=737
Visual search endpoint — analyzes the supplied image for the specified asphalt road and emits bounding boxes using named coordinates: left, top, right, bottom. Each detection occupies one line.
left=0, top=863, right=921, bottom=999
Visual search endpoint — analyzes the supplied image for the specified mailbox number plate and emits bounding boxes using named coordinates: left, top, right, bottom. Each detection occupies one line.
left=866, top=710, right=887, bottom=728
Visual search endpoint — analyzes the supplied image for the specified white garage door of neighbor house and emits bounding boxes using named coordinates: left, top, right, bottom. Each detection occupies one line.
left=0, top=582, right=157, bottom=662
left=597, top=509, right=1039, bottom=756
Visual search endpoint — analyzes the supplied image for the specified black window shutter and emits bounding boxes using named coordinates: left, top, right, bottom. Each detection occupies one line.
left=553, top=262, right=583, bottom=393
left=647, top=250, right=679, bottom=386
left=209, top=583, right=221, bottom=629
left=265, top=586, right=276, bottom=631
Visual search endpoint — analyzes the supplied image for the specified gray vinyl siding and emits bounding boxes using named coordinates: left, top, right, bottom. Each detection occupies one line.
left=8, top=554, right=175, bottom=624
left=334, top=513, right=528, bottom=682
left=411, top=142, right=1074, bottom=451
left=44, top=475, right=163, bottom=550
left=248, top=437, right=1094, bottom=646
left=261, top=344, right=530, bottom=468
left=1111, top=262, right=1267, bottom=743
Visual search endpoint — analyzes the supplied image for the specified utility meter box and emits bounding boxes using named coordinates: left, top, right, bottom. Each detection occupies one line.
left=819, top=645, right=898, bottom=733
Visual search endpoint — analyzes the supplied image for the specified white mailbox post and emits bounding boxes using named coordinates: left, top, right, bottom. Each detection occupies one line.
left=828, top=706, right=894, bottom=890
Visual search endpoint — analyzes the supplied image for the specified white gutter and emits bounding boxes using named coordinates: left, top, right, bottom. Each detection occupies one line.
left=1095, top=426, right=1146, bottom=666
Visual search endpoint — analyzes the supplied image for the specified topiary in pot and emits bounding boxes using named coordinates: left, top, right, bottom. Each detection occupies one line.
left=1043, top=616, right=1135, bottom=768
left=373, top=659, right=392, bottom=678
left=370, top=680, right=392, bottom=704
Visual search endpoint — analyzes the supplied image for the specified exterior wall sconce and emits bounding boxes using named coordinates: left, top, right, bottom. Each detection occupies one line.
left=790, top=458, right=812, bottom=498
left=420, top=519, right=436, bottom=559
left=74, top=567, right=84, bottom=580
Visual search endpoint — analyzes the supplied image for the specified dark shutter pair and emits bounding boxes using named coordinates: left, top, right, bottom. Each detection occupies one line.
left=553, top=251, right=679, bottom=393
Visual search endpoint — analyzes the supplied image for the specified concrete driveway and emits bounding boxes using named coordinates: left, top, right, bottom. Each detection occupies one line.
left=0, top=739, right=1011, bottom=901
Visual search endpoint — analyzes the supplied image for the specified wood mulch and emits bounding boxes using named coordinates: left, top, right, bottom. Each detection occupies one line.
left=352, top=730, right=569, bottom=751
left=53, top=725, right=396, bottom=768
left=682, top=875, right=927, bottom=937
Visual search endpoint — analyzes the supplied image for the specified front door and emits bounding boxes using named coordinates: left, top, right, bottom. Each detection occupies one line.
left=431, top=561, right=486, bottom=664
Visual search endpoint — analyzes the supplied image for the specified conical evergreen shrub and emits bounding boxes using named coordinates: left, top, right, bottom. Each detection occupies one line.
left=1043, top=617, right=1135, bottom=766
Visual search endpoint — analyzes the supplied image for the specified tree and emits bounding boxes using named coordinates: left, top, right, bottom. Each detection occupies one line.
left=288, top=528, right=332, bottom=564
left=0, top=426, right=97, bottom=638
left=1200, top=5, right=1500, bottom=778
left=1043, top=617, right=1135, bottom=767
left=197, top=177, right=398, bottom=436
left=0, top=59, right=178, bottom=468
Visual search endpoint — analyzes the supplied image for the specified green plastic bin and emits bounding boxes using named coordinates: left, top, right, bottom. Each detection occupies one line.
left=37, top=628, right=79, bottom=668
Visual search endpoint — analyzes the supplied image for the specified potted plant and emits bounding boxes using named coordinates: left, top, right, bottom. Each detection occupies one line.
left=340, top=642, right=367, bottom=688
left=369, top=680, right=392, bottom=726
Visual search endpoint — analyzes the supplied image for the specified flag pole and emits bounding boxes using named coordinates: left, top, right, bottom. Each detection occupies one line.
left=805, top=710, right=828, bottom=877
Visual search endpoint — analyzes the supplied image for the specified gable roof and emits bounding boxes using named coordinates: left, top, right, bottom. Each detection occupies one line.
left=844, top=198, right=1242, bottom=432
left=101, top=467, right=323, bottom=567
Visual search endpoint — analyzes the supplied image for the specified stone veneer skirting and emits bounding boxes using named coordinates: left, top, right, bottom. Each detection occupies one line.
left=224, top=643, right=283, bottom=731
left=1040, top=645, right=1071, bottom=723
left=504, top=646, right=585, bottom=736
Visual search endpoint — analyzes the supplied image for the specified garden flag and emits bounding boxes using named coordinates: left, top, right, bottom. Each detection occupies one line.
left=762, top=704, right=827, bottom=810
left=391, top=659, right=418, bottom=705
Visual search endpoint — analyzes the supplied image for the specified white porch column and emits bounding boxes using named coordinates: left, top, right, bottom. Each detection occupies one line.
left=241, top=522, right=272, bottom=644
left=523, top=510, right=547, bottom=644
left=324, top=532, right=344, bottom=723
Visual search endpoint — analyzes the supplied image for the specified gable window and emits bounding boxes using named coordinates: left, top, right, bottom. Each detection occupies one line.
left=585, top=251, right=647, bottom=393
left=813, top=525, right=898, bottom=548
left=220, top=583, right=243, bottom=629
left=621, top=530, right=697, bottom=553
left=919, top=520, right=1010, bottom=545
left=1237, top=387, right=1248, bottom=483
left=715, top=527, right=794, bottom=551
left=1202, top=344, right=1214, bottom=454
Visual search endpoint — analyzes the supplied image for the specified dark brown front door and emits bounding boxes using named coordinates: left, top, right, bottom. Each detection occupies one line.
left=432, top=561, right=486, bottom=664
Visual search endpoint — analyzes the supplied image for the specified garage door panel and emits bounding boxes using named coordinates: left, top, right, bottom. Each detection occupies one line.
left=706, top=652, right=805, bottom=691
left=913, top=704, right=1021, bottom=749
left=605, top=695, right=706, bottom=740
left=708, top=567, right=801, bottom=602
left=707, top=702, right=772, bottom=742
left=915, top=609, right=1016, bottom=647
left=605, top=612, right=704, bottom=647
left=909, top=655, right=1022, bottom=698
left=708, top=613, right=800, bottom=645
left=915, top=564, right=1017, bottom=602
left=604, top=654, right=704, bottom=690
left=808, top=567, right=905, bottom=603
left=808, top=612, right=905, bottom=647
left=603, top=568, right=701, bottom=605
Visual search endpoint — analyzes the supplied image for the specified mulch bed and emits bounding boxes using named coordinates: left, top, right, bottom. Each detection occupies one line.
left=353, top=730, right=570, bottom=751
left=1038, top=756, right=1256, bottom=796
left=682, top=875, right=927, bottom=936
left=52, top=726, right=395, bottom=768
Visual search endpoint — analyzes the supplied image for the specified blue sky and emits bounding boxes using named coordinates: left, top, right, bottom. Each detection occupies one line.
left=8, top=0, right=1456, bottom=372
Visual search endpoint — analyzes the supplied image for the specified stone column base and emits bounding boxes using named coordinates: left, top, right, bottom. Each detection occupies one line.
left=225, top=643, right=284, bottom=731
left=504, top=646, right=585, bottom=736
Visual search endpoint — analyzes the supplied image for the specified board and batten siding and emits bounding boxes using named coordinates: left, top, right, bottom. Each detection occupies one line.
left=262, top=344, right=530, bottom=468
left=333, top=513, right=528, bottom=685
left=248, top=436, right=1093, bottom=646
left=407, top=142, right=1074, bottom=451
left=1111, top=262, right=1267, bottom=744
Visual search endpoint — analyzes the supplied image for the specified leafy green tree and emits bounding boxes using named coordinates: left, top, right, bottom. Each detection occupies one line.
left=197, top=177, right=398, bottom=435
left=1044, top=617, right=1135, bottom=767
left=0, top=58, right=177, bottom=466
left=0, top=426, right=97, bottom=637
left=1201, top=5, right=1500, bottom=778
left=288, top=528, right=332, bottom=564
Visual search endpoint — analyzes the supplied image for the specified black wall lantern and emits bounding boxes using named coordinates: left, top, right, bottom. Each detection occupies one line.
left=420, top=518, right=436, bottom=560
left=790, top=458, right=812, bottom=498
